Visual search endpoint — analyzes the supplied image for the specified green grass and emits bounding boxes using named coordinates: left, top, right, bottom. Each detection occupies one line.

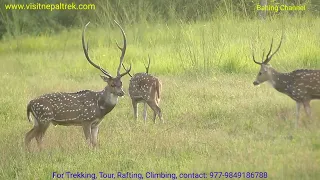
left=0, top=16, right=320, bottom=180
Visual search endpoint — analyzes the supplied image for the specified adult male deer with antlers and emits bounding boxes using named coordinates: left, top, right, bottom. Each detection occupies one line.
left=123, top=55, right=163, bottom=123
left=25, top=20, right=131, bottom=151
left=252, top=34, right=320, bottom=128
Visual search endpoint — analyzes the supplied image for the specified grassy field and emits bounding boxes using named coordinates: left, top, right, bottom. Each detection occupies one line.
left=0, top=15, right=320, bottom=180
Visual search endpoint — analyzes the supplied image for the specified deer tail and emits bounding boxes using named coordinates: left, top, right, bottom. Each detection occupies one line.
left=155, top=80, right=161, bottom=100
left=26, top=102, right=33, bottom=124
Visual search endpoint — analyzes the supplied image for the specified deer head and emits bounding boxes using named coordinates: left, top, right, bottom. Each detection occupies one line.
left=82, top=20, right=131, bottom=96
left=252, top=34, right=283, bottom=86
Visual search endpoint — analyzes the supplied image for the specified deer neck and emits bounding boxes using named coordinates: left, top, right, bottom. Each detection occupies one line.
left=99, top=86, right=118, bottom=108
left=268, top=67, right=291, bottom=93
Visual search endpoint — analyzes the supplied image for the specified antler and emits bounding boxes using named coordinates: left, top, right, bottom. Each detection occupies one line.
left=82, top=22, right=112, bottom=78
left=144, top=54, right=151, bottom=74
left=264, top=32, right=284, bottom=64
left=117, top=44, right=131, bottom=76
left=251, top=32, right=284, bottom=65
left=121, top=63, right=132, bottom=77
left=122, top=54, right=151, bottom=76
left=251, top=43, right=263, bottom=65
left=114, top=20, right=131, bottom=77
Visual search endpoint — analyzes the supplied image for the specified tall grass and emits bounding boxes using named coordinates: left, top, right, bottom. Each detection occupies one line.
left=1, top=0, right=318, bottom=38
left=0, top=1, right=320, bottom=180
left=1, top=15, right=319, bottom=76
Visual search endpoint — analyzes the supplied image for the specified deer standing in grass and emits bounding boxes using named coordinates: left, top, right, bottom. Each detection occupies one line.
left=252, top=34, right=320, bottom=128
left=122, top=56, right=163, bottom=123
left=25, top=20, right=131, bottom=151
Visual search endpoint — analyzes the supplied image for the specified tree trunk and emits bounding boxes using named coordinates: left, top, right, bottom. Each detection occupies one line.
left=259, top=0, right=267, bottom=19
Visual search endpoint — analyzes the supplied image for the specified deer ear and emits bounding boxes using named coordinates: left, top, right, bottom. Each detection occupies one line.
left=100, top=75, right=111, bottom=82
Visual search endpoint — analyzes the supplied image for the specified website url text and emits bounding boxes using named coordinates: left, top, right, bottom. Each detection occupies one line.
left=5, top=3, right=96, bottom=11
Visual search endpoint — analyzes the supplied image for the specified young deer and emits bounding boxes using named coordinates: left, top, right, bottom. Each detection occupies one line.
left=123, top=56, right=163, bottom=123
left=25, top=20, right=131, bottom=151
left=252, top=34, right=320, bottom=128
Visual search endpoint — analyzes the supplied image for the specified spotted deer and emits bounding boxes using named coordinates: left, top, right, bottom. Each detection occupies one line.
left=123, top=55, right=163, bottom=123
left=25, top=20, right=131, bottom=151
left=252, top=34, right=320, bottom=128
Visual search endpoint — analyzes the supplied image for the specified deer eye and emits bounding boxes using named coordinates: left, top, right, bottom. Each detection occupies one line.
left=258, top=72, right=262, bottom=76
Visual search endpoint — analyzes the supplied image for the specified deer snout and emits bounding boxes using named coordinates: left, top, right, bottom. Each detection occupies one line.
left=253, top=81, right=260, bottom=86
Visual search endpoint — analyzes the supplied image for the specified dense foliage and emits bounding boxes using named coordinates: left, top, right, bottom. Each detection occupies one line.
left=0, top=0, right=319, bottom=39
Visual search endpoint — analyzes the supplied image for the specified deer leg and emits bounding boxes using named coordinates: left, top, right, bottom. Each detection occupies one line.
left=35, top=123, right=50, bottom=151
left=25, top=126, right=38, bottom=151
left=91, top=125, right=99, bottom=148
left=147, top=101, right=162, bottom=123
left=132, top=99, right=138, bottom=120
left=159, top=107, right=163, bottom=123
left=153, top=111, right=157, bottom=123
left=82, top=122, right=92, bottom=147
left=157, top=99, right=163, bottom=123
left=143, top=102, right=148, bottom=123
left=295, top=102, right=302, bottom=128
left=303, top=100, right=312, bottom=120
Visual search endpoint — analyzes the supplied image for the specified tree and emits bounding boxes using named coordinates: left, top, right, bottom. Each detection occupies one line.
left=259, top=0, right=267, bottom=19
